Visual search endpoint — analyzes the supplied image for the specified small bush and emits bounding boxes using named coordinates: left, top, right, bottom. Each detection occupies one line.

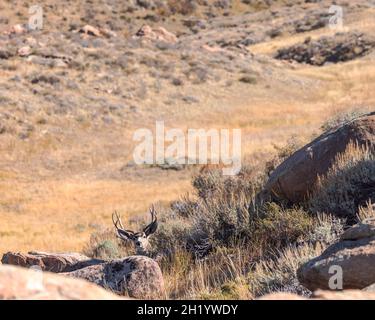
left=305, top=213, right=345, bottom=246
left=189, top=166, right=265, bottom=250
left=239, top=75, right=257, bottom=84
left=309, top=143, right=375, bottom=224
left=83, top=227, right=133, bottom=259
left=248, top=243, right=323, bottom=297
left=30, top=74, right=61, bottom=86
left=93, top=240, right=119, bottom=259
left=358, top=201, right=375, bottom=221
left=320, top=108, right=370, bottom=132
left=167, top=0, right=197, bottom=15
left=253, top=203, right=314, bottom=250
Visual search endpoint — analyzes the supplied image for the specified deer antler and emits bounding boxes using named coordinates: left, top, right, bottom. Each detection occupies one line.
left=143, top=205, right=158, bottom=237
left=112, top=211, right=136, bottom=241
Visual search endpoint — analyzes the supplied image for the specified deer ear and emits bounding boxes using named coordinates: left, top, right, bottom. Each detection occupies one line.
left=117, top=229, right=136, bottom=241
left=149, top=220, right=158, bottom=236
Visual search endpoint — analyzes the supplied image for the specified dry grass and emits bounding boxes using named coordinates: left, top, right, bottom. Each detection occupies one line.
left=0, top=0, right=374, bottom=300
left=309, top=143, right=375, bottom=223
left=0, top=177, right=191, bottom=253
left=358, top=201, right=375, bottom=222
left=248, top=243, right=323, bottom=297
left=162, top=246, right=254, bottom=300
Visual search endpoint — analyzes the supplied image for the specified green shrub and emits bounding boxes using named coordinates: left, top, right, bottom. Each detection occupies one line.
left=253, top=203, right=314, bottom=250
left=83, top=227, right=132, bottom=259
left=92, top=240, right=119, bottom=259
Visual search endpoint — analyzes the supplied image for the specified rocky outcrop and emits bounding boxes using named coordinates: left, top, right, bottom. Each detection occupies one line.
left=298, top=219, right=375, bottom=291
left=0, top=265, right=124, bottom=300
left=79, top=25, right=102, bottom=37
left=265, top=112, right=375, bottom=203
left=275, top=32, right=375, bottom=66
left=1, top=251, right=103, bottom=273
left=2, top=24, right=27, bottom=36
left=133, top=25, right=177, bottom=43
left=78, top=25, right=117, bottom=38
left=63, top=255, right=165, bottom=299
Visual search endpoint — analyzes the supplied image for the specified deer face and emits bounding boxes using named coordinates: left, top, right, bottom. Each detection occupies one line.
left=132, top=232, right=151, bottom=255
left=112, top=207, right=158, bottom=256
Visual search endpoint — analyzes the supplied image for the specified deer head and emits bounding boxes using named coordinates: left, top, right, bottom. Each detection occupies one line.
left=112, top=206, right=158, bottom=256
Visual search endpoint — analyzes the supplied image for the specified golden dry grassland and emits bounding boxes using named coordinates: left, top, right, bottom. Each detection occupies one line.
left=0, top=0, right=374, bottom=256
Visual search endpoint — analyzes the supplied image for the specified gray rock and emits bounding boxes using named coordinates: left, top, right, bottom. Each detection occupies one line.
left=0, top=265, right=124, bottom=300
left=298, top=222, right=375, bottom=291
left=63, top=256, right=165, bottom=299
left=340, top=218, right=375, bottom=241
left=1, top=251, right=100, bottom=273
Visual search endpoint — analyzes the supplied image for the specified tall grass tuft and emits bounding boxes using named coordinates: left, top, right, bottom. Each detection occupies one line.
left=309, top=142, right=375, bottom=224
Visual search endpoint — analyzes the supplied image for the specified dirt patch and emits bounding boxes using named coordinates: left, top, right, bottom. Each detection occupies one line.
left=275, top=32, right=375, bottom=66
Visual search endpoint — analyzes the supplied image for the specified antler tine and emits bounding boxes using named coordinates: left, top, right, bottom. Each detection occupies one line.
left=112, top=211, right=119, bottom=229
left=112, top=211, right=136, bottom=241
left=150, top=204, right=155, bottom=221
left=143, top=205, right=158, bottom=236
left=112, top=211, right=125, bottom=230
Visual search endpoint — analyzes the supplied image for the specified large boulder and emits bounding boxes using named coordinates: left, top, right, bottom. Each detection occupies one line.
left=1, top=251, right=102, bottom=273
left=63, top=255, right=165, bottom=299
left=265, top=112, right=375, bottom=203
left=0, top=265, right=123, bottom=300
left=297, top=219, right=375, bottom=291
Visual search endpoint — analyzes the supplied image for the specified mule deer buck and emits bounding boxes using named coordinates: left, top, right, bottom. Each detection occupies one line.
left=112, top=206, right=158, bottom=256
